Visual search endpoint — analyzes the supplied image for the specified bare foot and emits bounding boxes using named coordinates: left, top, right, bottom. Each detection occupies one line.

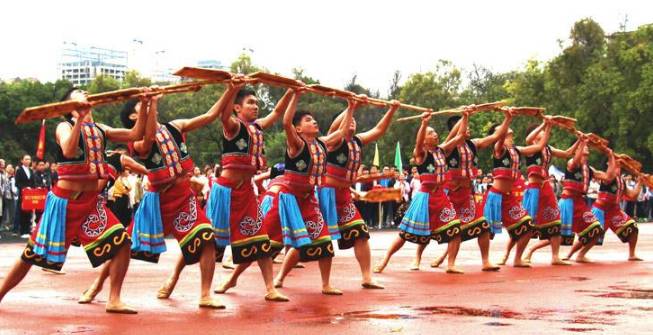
left=361, top=281, right=385, bottom=289
left=552, top=259, right=572, bottom=266
left=482, top=264, right=500, bottom=272
left=575, top=256, right=592, bottom=263
left=157, top=277, right=178, bottom=299
left=628, top=256, right=644, bottom=261
left=214, top=279, right=237, bottom=294
left=373, top=264, right=385, bottom=274
left=445, top=267, right=464, bottom=274
left=293, top=263, right=305, bottom=269
left=513, top=262, right=531, bottom=268
left=497, top=255, right=509, bottom=266
left=78, top=287, right=100, bottom=304
left=409, top=260, right=420, bottom=271
left=321, top=286, right=343, bottom=295
left=430, top=256, right=445, bottom=268
left=198, top=297, right=226, bottom=309
left=106, top=302, right=138, bottom=314
left=273, top=278, right=283, bottom=288
left=222, top=261, right=235, bottom=270
left=264, top=290, right=289, bottom=302
left=562, top=255, right=571, bottom=261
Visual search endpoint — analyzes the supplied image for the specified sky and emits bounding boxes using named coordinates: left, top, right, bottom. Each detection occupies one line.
left=1, top=0, right=652, bottom=94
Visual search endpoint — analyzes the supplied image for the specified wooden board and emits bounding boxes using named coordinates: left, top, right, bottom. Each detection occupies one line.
left=509, top=106, right=545, bottom=117
left=359, top=188, right=401, bottom=203
left=586, top=133, right=609, bottom=147
left=88, top=88, right=145, bottom=104
left=248, top=72, right=302, bottom=87
left=16, top=101, right=86, bottom=124
left=355, top=172, right=398, bottom=184
left=309, top=84, right=352, bottom=98
left=550, top=115, right=576, bottom=129
left=173, top=67, right=233, bottom=81
left=473, top=101, right=507, bottom=113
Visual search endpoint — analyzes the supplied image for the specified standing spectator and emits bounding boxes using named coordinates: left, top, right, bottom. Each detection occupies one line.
left=645, top=186, right=653, bottom=221
left=32, top=160, right=51, bottom=226
left=0, top=159, right=7, bottom=231
left=2, top=164, right=18, bottom=233
left=379, top=166, right=395, bottom=227
left=14, top=155, right=35, bottom=237
left=109, top=169, right=133, bottom=227
left=624, top=175, right=637, bottom=217
left=393, top=171, right=411, bottom=226
left=587, top=179, right=599, bottom=207
left=636, top=184, right=647, bottom=221
left=49, top=162, right=59, bottom=185
left=409, top=167, right=421, bottom=200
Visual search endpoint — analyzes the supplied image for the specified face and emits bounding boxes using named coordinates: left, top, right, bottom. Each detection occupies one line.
left=581, top=145, right=590, bottom=163
left=0, top=159, right=5, bottom=170
left=51, top=163, right=57, bottom=171
left=383, top=167, right=390, bottom=174
left=36, top=162, right=45, bottom=172
left=295, top=114, right=320, bottom=136
left=22, top=155, right=31, bottom=167
left=193, top=167, right=201, bottom=176
left=69, top=90, right=91, bottom=119
left=235, top=94, right=259, bottom=122
left=424, top=127, right=439, bottom=147
left=371, top=166, right=378, bottom=174
left=411, top=167, right=417, bottom=174
left=7, top=165, right=15, bottom=175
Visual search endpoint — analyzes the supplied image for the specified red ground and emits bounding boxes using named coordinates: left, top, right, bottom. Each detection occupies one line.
left=1, top=225, right=652, bottom=334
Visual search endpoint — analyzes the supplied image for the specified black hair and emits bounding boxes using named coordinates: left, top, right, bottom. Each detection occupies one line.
left=235, top=87, right=257, bottom=105
left=447, top=116, right=461, bottom=131
left=271, top=163, right=285, bottom=179
left=60, top=87, right=80, bottom=122
left=120, top=99, right=139, bottom=129
left=292, top=111, right=313, bottom=127
left=487, top=123, right=500, bottom=136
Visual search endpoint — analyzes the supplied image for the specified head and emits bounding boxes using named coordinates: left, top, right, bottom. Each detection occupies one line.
left=193, top=166, right=201, bottom=176
left=6, top=164, right=15, bottom=175
left=204, top=166, right=213, bottom=177
left=424, top=126, right=439, bottom=148
left=214, top=164, right=222, bottom=178
left=61, top=87, right=89, bottom=121
left=382, top=166, right=390, bottom=174
left=371, top=165, right=379, bottom=174
left=50, top=162, right=57, bottom=171
left=447, top=116, right=470, bottom=138
left=21, top=155, right=31, bottom=167
left=233, top=87, right=259, bottom=122
left=580, top=145, right=590, bottom=164
left=36, top=161, right=46, bottom=172
left=120, top=99, right=141, bottom=129
left=292, top=111, right=320, bottom=137
left=488, top=123, right=513, bottom=146
left=0, top=159, right=5, bottom=170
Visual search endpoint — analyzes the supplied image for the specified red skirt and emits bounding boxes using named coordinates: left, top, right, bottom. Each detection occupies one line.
left=23, top=187, right=129, bottom=270
left=562, top=193, right=603, bottom=245
left=334, top=186, right=369, bottom=249
left=263, top=184, right=334, bottom=262
left=447, top=185, right=489, bottom=241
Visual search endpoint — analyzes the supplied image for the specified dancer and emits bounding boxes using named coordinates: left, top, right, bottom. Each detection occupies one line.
left=374, top=110, right=469, bottom=274
left=0, top=88, right=148, bottom=313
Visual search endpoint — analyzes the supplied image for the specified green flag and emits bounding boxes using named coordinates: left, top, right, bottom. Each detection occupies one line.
left=394, top=142, right=403, bottom=172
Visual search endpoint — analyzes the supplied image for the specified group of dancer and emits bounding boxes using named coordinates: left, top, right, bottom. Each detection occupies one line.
left=0, top=75, right=645, bottom=314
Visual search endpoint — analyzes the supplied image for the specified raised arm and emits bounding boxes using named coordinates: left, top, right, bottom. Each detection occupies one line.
left=283, top=89, right=306, bottom=157
left=592, top=149, right=617, bottom=182
left=321, top=99, right=356, bottom=148
left=103, top=95, right=148, bottom=143
left=439, top=111, right=469, bottom=153
left=525, top=121, right=546, bottom=145
left=518, top=119, right=552, bottom=156
left=257, top=88, right=294, bottom=130
left=56, top=107, right=90, bottom=159
left=445, top=106, right=473, bottom=142
left=120, top=154, right=148, bottom=175
left=473, top=110, right=513, bottom=150
left=133, top=94, right=158, bottom=157
left=357, top=100, right=401, bottom=145
left=551, top=137, right=581, bottom=159
left=173, top=79, right=245, bottom=134
left=624, top=176, right=643, bottom=199
left=568, top=137, right=587, bottom=170
left=413, top=112, right=432, bottom=165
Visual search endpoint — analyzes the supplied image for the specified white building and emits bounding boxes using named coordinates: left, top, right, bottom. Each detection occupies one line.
left=59, top=43, right=128, bottom=86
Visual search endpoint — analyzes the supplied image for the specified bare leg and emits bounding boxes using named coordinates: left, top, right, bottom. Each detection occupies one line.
left=158, top=255, right=185, bottom=299
left=499, top=238, right=516, bottom=266
left=105, top=245, right=137, bottom=313
left=79, top=261, right=111, bottom=303
left=549, top=236, right=570, bottom=265
left=565, top=240, right=583, bottom=260
left=318, top=256, right=341, bottom=295
left=513, top=233, right=532, bottom=267
left=431, top=250, right=447, bottom=268
left=353, top=239, right=383, bottom=288
left=628, top=231, right=642, bottom=261
left=257, top=257, right=288, bottom=301
left=524, top=240, right=550, bottom=263
left=478, top=232, right=499, bottom=271
left=0, top=259, right=32, bottom=303
left=411, top=243, right=427, bottom=270
left=274, top=248, right=300, bottom=288
left=373, top=236, right=407, bottom=273
left=575, top=239, right=597, bottom=263
left=214, top=261, right=252, bottom=293
left=445, top=236, right=463, bottom=274
left=198, top=242, right=223, bottom=308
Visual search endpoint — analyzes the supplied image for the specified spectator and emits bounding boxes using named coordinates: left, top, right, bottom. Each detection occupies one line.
left=50, top=162, right=59, bottom=185
left=587, top=179, right=599, bottom=207
left=393, top=171, right=410, bottom=226
left=0, top=159, right=7, bottom=231
left=379, top=166, right=395, bottom=226
left=34, top=161, right=51, bottom=189
left=2, top=164, right=18, bottom=233
left=409, top=167, right=421, bottom=200
left=624, top=175, right=637, bottom=218
left=645, top=186, right=653, bottom=221
left=14, top=155, right=35, bottom=238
